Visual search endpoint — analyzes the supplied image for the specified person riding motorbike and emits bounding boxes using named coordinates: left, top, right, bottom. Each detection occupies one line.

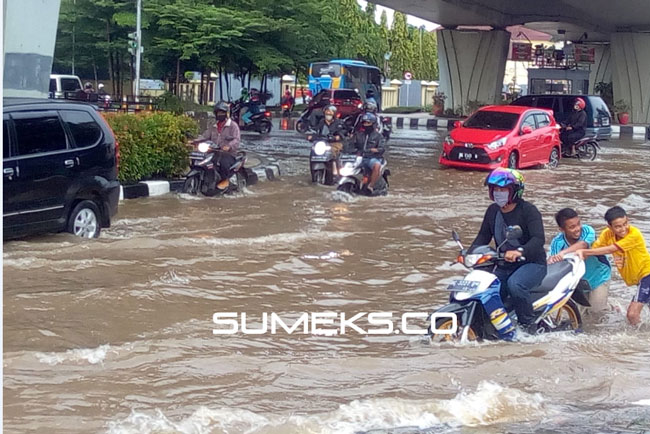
left=308, top=105, right=347, bottom=174
left=560, top=97, right=587, bottom=156
left=281, top=89, right=295, bottom=111
left=470, top=168, right=547, bottom=333
left=365, top=88, right=378, bottom=106
left=353, top=101, right=380, bottom=132
left=241, top=90, right=261, bottom=126
left=348, top=113, right=385, bottom=194
left=194, top=101, right=241, bottom=181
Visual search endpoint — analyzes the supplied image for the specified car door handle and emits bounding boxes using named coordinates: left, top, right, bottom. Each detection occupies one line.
left=64, top=159, right=76, bottom=168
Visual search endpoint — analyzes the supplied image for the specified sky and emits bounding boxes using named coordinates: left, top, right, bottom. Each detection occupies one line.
left=357, top=0, right=440, bottom=31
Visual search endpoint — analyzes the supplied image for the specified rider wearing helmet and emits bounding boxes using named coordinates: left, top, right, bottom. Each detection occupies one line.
left=308, top=105, right=347, bottom=173
left=353, top=101, right=379, bottom=133
left=560, top=97, right=587, bottom=156
left=195, top=101, right=241, bottom=181
left=470, top=168, right=547, bottom=333
left=365, top=87, right=378, bottom=106
left=349, top=112, right=385, bottom=194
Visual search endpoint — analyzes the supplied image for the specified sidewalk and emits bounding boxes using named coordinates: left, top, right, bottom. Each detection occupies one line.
left=118, top=151, right=281, bottom=200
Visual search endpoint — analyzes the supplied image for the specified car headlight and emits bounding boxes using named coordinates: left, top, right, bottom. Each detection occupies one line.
left=313, top=141, right=331, bottom=156
left=486, top=137, right=507, bottom=150
left=198, top=142, right=210, bottom=153
left=444, top=136, right=454, bottom=146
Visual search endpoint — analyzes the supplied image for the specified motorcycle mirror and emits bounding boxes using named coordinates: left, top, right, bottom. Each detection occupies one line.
left=506, top=225, right=523, bottom=240
left=452, top=229, right=464, bottom=249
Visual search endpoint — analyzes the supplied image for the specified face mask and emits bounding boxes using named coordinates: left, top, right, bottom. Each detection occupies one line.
left=215, top=113, right=227, bottom=121
left=363, top=124, right=374, bottom=133
left=493, top=190, right=510, bottom=207
left=325, top=114, right=333, bottom=121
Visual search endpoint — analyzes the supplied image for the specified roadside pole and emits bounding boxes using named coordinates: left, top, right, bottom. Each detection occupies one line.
left=135, top=0, right=142, bottom=101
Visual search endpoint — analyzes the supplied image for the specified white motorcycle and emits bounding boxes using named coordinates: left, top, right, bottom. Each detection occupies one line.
left=336, top=153, right=390, bottom=196
left=429, top=225, right=589, bottom=342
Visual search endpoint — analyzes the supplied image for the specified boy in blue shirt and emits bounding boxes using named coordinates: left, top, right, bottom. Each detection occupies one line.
left=548, top=208, right=612, bottom=312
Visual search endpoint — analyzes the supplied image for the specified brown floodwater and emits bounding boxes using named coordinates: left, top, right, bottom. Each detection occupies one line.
left=3, top=133, right=650, bottom=433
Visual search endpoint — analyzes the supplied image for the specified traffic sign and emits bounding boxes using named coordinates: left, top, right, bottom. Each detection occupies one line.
left=404, top=71, right=413, bottom=80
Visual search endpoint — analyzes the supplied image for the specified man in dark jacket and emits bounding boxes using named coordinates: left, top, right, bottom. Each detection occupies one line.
left=470, top=168, right=547, bottom=332
left=560, top=97, right=587, bottom=155
left=349, top=113, right=385, bottom=194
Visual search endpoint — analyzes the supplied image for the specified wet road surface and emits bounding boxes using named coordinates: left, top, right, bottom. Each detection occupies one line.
left=3, top=126, right=650, bottom=433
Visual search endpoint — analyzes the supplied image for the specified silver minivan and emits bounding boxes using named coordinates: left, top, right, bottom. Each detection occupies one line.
left=49, top=74, right=83, bottom=99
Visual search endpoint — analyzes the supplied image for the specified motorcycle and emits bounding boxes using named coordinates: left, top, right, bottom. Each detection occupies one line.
left=309, top=134, right=339, bottom=185
left=429, top=226, right=589, bottom=342
left=230, top=101, right=273, bottom=135
left=380, top=115, right=392, bottom=142
left=183, top=141, right=247, bottom=196
left=336, top=152, right=390, bottom=196
left=296, top=107, right=321, bottom=133
left=562, top=135, right=600, bottom=161
left=348, top=112, right=392, bottom=143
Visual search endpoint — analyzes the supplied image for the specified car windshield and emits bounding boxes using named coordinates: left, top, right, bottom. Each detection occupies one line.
left=463, top=111, right=519, bottom=130
left=312, top=63, right=341, bottom=78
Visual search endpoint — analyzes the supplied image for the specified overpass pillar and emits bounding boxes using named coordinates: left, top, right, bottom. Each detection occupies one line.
left=3, top=0, right=62, bottom=98
left=437, top=29, right=510, bottom=114
left=610, top=33, right=650, bottom=124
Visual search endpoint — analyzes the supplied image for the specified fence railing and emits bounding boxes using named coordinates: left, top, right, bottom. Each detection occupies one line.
left=51, top=92, right=159, bottom=112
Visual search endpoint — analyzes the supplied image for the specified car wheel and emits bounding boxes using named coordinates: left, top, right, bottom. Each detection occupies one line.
left=507, top=152, right=518, bottom=169
left=547, top=147, right=560, bottom=169
left=67, top=200, right=101, bottom=238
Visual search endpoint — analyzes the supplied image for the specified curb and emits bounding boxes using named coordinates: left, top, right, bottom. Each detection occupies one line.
left=384, top=116, right=650, bottom=140
left=118, top=157, right=282, bottom=201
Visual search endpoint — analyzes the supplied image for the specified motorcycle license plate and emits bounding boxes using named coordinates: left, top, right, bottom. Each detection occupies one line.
left=190, top=151, right=206, bottom=159
left=311, top=155, right=329, bottom=162
left=446, top=280, right=480, bottom=291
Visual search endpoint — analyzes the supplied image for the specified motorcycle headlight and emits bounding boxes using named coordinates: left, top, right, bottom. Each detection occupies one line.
left=339, top=165, right=355, bottom=177
left=486, top=137, right=507, bottom=150
left=444, top=136, right=454, bottom=146
left=313, top=141, right=330, bottom=156
left=198, top=142, right=210, bottom=153
left=464, top=254, right=483, bottom=268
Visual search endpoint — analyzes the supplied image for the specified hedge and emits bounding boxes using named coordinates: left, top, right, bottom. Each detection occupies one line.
left=103, top=112, right=199, bottom=184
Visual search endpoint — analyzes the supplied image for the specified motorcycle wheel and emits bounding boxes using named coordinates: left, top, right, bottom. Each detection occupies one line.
left=551, top=299, right=582, bottom=330
left=236, top=172, right=247, bottom=191
left=430, top=316, right=478, bottom=343
left=296, top=120, right=308, bottom=133
left=183, top=175, right=200, bottom=195
left=576, top=143, right=597, bottom=161
left=258, top=121, right=272, bottom=135
left=337, top=182, right=355, bottom=194
left=312, top=169, right=326, bottom=185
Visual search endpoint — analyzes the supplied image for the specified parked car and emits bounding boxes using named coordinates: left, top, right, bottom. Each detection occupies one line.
left=439, top=105, right=561, bottom=170
left=510, top=94, right=612, bottom=139
left=3, top=98, right=120, bottom=239
left=49, top=74, right=83, bottom=99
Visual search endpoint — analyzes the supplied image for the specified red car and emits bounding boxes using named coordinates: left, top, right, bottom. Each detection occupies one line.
left=439, top=105, right=561, bottom=170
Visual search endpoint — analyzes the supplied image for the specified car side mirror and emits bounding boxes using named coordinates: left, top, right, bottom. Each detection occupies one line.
left=521, top=125, right=533, bottom=135
left=506, top=225, right=523, bottom=240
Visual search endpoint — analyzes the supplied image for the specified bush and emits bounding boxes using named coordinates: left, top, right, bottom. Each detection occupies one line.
left=103, top=112, right=198, bottom=184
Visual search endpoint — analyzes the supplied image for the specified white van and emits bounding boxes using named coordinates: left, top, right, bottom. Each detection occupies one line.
left=49, top=74, right=83, bottom=98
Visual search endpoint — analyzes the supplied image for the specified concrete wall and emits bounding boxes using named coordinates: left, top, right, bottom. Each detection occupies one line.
left=611, top=33, right=650, bottom=124
left=3, top=0, right=61, bottom=98
left=438, top=29, right=510, bottom=113
left=589, top=45, right=612, bottom=94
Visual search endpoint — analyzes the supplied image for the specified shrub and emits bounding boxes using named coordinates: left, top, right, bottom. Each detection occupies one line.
left=382, top=106, right=422, bottom=114
left=103, top=112, right=198, bottom=184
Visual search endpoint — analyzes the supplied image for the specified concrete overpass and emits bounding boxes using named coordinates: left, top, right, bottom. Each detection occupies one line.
left=376, top=0, right=650, bottom=123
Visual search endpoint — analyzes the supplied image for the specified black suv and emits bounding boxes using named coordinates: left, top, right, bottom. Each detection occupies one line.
left=511, top=94, right=612, bottom=140
left=3, top=98, right=120, bottom=239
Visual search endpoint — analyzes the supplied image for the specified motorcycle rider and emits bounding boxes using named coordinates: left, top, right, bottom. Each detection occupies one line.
left=560, top=97, right=587, bottom=156
left=349, top=112, right=385, bottom=194
left=353, top=101, right=380, bottom=132
left=308, top=105, right=347, bottom=174
left=365, top=87, right=378, bottom=106
left=470, top=168, right=547, bottom=333
left=195, top=101, right=241, bottom=182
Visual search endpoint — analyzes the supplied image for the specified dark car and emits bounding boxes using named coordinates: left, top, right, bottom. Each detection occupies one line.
left=510, top=94, right=612, bottom=140
left=3, top=98, right=120, bottom=239
left=295, top=88, right=363, bottom=133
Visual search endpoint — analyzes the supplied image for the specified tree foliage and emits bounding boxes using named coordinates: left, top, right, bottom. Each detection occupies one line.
left=53, top=0, right=440, bottom=96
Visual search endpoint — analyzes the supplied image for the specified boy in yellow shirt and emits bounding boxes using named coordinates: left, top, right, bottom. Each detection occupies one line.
left=577, top=206, right=650, bottom=325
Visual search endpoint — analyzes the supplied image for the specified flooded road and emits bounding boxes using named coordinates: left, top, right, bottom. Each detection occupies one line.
left=4, top=128, right=650, bottom=433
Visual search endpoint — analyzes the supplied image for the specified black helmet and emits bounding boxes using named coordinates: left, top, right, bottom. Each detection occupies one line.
left=213, top=100, right=229, bottom=114
left=366, top=88, right=375, bottom=97
left=361, top=112, right=377, bottom=125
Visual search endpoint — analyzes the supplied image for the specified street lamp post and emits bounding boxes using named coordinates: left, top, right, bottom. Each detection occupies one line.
left=135, top=0, right=142, bottom=100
